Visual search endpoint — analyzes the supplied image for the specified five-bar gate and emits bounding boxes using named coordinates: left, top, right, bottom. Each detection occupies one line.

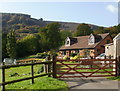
left=54, top=59, right=117, bottom=78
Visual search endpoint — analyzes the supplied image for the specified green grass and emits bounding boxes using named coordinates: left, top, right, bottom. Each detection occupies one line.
left=0, top=75, right=68, bottom=91
left=4, top=76, right=68, bottom=90
left=0, top=64, right=43, bottom=82
left=17, top=55, right=37, bottom=60
left=0, top=64, right=43, bottom=83
left=0, top=61, right=68, bottom=90
left=107, top=76, right=120, bottom=80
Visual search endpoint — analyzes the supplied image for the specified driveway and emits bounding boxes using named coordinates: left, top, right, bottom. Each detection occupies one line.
left=61, top=77, right=119, bottom=91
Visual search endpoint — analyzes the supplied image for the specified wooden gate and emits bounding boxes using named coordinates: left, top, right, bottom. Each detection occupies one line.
left=54, top=59, right=117, bottom=78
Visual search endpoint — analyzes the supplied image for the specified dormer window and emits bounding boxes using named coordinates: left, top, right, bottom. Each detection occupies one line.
left=66, top=40, right=69, bottom=45
left=65, top=37, right=77, bottom=46
left=65, top=37, right=70, bottom=46
left=88, top=34, right=95, bottom=45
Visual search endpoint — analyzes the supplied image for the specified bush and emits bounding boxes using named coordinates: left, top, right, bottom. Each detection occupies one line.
left=70, top=54, right=83, bottom=59
left=63, top=56, right=70, bottom=60
left=70, top=53, right=77, bottom=57
left=36, top=52, right=48, bottom=57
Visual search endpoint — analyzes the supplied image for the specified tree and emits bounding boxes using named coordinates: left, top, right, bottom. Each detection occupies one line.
left=17, top=34, right=40, bottom=57
left=2, top=33, right=8, bottom=59
left=39, top=27, right=49, bottom=51
left=93, top=27, right=105, bottom=34
left=39, top=22, right=62, bottom=51
left=75, top=23, right=92, bottom=36
left=46, top=22, right=62, bottom=50
left=6, top=30, right=17, bottom=59
left=60, top=30, right=72, bottom=44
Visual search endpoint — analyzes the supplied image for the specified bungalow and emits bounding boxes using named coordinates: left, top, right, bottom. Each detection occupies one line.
left=59, top=33, right=113, bottom=58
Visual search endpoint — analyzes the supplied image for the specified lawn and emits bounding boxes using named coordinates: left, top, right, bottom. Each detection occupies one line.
left=0, top=64, right=43, bottom=82
left=0, top=63, right=68, bottom=90
left=17, top=55, right=38, bottom=60
left=4, top=76, right=68, bottom=91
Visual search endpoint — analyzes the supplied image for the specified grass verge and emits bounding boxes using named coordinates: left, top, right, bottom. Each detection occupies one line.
left=107, top=76, right=120, bottom=80
left=4, top=76, right=68, bottom=91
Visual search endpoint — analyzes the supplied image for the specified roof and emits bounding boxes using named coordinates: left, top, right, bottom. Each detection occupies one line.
left=105, top=43, right=114, bottom=46
left=60, top=33, right=110, bottom=50
left=113, top=33, right=120, bottom=40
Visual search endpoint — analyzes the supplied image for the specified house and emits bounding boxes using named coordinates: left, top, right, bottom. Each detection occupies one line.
left=59, top=33, right=113, bottom=58
left=105, top=33, right=120, bottom=59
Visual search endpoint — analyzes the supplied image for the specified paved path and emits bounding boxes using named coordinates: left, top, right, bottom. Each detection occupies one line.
left=61, top=77, right=119, bottom=91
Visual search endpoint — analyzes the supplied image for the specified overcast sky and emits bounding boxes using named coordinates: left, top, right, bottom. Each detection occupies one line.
left=0, top=2, right=118, bottom=27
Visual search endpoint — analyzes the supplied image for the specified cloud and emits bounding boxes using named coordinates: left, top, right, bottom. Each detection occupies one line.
left=106, top=5, right=118, bottom=13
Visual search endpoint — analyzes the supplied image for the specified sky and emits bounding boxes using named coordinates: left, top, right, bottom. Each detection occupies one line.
left=0, top=2, right=119, bottom=27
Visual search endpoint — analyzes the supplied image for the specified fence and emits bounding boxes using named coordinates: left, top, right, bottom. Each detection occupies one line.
left=0, top=56, right=120, bottom=91
left=0, top=60, right=55, bottom=91
left=54, top=58, right=118, bottom=78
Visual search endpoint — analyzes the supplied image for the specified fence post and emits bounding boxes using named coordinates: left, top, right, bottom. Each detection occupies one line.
left=2, top=62, right=5, bottom=91
left=53, top=55, right=56, bottom=78
left=48, top=56, right=51, bottom=77
left=115, top=57, right=118, bottom=77
left=31, top=60, right=34, bottom=84
left=117, top=56, right=120, bottom=76
left=115, top=56, right=120, bottom=77
left=48, top=64, right=51, bottom=77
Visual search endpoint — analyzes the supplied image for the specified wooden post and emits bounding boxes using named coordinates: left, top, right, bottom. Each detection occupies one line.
left=2, top=62, right=5, bottom=91
left=117, top=56, right=120, bottom=76
left=48, top=64, right=51, bottom=77
left=53, top=55, right=56, bottom=78
left=115, top=56, right=120, bottom=77
left=115, top=57, right=118, bottom=77
left=31, top=60, right=34, bottom=84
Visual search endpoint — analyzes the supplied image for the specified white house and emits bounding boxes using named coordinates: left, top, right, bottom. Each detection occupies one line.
left=105, top=33, right=120, bottom=59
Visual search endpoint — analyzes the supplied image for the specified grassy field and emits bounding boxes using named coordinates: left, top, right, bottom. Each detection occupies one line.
left=0, top=64, right=43, bottom=82
left=4, top=76, right=68, bottom=90
left=0, top=63, right=68, bottom=90
left=17, top=55, right=38, bottom=60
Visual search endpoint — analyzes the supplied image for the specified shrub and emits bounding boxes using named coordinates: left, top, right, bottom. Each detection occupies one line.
left=70, top=53, right=77, bottom=57
left=63, top=56, right=70, bottom=60
left=36, top=52, right=48, bottom=57
left=70, top=54, right=83, bottom=59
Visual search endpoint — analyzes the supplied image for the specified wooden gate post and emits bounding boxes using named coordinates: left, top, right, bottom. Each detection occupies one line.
left=116, top=56, right=120, bottom=77
left=48, top=56, right=51, bottom=77
left=2, top=62, right=5, bottom=91
left=31, top=60, right=34, bottom=84
left=117, top=56, right=120, bottom=76
left=52, top=55, right=56, bottom=78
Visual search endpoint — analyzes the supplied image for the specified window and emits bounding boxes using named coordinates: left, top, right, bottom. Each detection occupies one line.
left=75, top=50, right=79, bottom=53
left=106, top=40, right=110, bottom=44
left=62, top=51, right=66, bottom=55
left=88, top=34, right=95, bottom=45
left=66, top=41, right=69, bottom=45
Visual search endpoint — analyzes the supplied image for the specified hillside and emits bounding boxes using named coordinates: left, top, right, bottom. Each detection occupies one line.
left=1, top=13, right=100, bottom=34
